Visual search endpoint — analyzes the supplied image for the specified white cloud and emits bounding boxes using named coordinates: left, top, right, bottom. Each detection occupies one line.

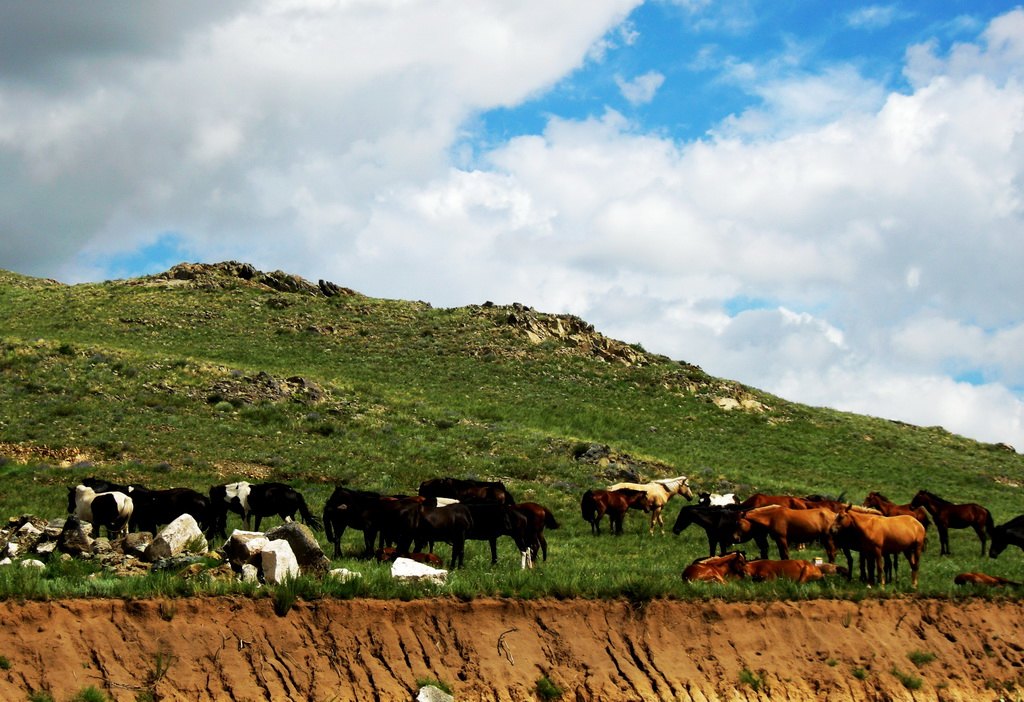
left=615, top=70, right=665, bottom=105
left=2, top=4, right=1024, bottom=451
left=846, top=5, right=907, bottom=30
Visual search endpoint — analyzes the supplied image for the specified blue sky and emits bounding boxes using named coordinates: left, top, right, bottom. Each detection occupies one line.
left=1, top=0, right=1023, bottom=452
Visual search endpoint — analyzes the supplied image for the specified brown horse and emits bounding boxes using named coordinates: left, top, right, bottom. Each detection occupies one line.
left=734, top=505, right=839, bottom=561
left=909, top=490, right=993, bottom=556
left=744, top=559, right=824, bottom=584
left=736, top=493, right=813, bottom=511
left=954, top=572, right=1021, bottom=587
left=862, top=492, right=930, bottom=529
left=681, top=551, right=748, bottom=584
left=829, top=507, right=925, bottom=588
left=581, top=488, right=649, bottom=535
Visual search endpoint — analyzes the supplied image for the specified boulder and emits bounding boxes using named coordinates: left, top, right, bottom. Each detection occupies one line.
left=391, top=557, right=447, bottom=585
left=327, top=568, right=361, bottom=583
left=240, top=563, right=260, bottom=584
left=417, top=685, right=454, bottom=702
left=222, top=530, right=269, bottom=570
left=261, top=540, right=300, bottom=585
left=57, top=515, right=94, bottom=556
left=121, top=532, right=153, bottom=559
left=144, top=514, right=207, bottom=562
left=265, top=522, right=329, bottom=574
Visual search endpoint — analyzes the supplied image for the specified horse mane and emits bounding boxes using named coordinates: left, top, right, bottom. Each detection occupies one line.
left=689, top=550, right=744, bottom=565
left=917, top=489, right=949, bottom=504
left=848, top=505, right=883, bottom=515
left=654, top=476, right=688, bottom=486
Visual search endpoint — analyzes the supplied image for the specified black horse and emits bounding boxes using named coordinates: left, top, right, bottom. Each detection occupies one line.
left=322, top=486, right=395, bottom=558
left=397, top=502, right=473, bottom=569
left=418, top=477, right=515, bottom=505
left=672, top=505, right=770, bottom=558
left=128, top=487, right=212, bottom=535
left=209, top=481, right=321, bottom=535
left=990, top=515, right=1024, bottom=558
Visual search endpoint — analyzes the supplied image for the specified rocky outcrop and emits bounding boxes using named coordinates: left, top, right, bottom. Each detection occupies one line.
left=149, top=261, right=355, bottom=297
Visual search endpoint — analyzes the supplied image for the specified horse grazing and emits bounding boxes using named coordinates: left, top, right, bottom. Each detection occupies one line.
left=862, top=492, right=930, bottom=529
left=129, top=487, right=212, bottom=535
left=910, top=490, right=993, bottom=556
left=954, top=572, right=1021, bottom=587
left=403, top=502, right=473, bottom=569
left=744, top=559, right=824, bottom=584
left=989, top=515, right=1024, bottom=559
left=734, top=505, right=839, bottom=562
left=231, top=482, right=322, bottom=533
left=829, top=507, right=925, bottom=588
left=208, top=482, right=254, bottom=538
left=67, top=485, right=133, bottom=538
left=672, top=505, right=769, bottom=558
left=418, top=477, right=515, bottom=505
left=322, top=486, right=387, bottom=557
left=681, top=551, right=748, bottom=584
left=697, top=492, right=739, bottom=507
left=511, top=502, right=559, bottom=564
left=80, top=476, right=148, bottom=494
left=581, top=488, right=649, bottom=535
left=607, top=476, right=694, bottom=534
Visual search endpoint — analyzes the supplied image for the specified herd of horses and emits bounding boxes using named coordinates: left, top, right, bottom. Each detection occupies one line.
left=62, top=471, right=1024, bottom=586
left=65, top=476, right=558, bottom=570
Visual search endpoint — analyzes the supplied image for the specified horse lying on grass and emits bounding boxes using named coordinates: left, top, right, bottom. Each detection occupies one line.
left=681, top=551, right=748, bottom=584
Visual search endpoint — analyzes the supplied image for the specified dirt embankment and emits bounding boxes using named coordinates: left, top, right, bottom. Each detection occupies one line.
left=0, top=597, right=1021, bottom=701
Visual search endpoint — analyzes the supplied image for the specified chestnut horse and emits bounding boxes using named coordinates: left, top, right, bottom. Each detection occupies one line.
left=607, top=477, right=694, bottom=535
left=736, top=493, right=813, bottom=511
left=862, top=492, right=930, bottom=529
left=829, top=507, right=925, bottom=588
left=909, top=490, right=993, bottom=556
left=954, top=572, right=1021, bottom=587
left=581, top=488, right=648, bottom=535
left=681, top=551, right=748, bottom=584
left=734, top=505, right=839, bottom=562
left=744, top=559, right=824, bottom=584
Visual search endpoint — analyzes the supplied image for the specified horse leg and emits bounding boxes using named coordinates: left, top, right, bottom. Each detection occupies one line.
left=489, top=538, right=498, bottom=565
left=974, top=525, right=987, bottom=556
left=775, top=536, right=789, bottom=560
left=938, top=525, right=950, bottom=555
left=875, top=549, right=886, bottom=588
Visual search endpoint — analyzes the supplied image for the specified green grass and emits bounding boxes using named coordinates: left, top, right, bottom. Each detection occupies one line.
left=0, top=264, right=1022, bottom=602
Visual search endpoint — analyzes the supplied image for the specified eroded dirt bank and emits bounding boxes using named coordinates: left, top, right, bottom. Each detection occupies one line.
left=0, top=597, right=1021, bottom=701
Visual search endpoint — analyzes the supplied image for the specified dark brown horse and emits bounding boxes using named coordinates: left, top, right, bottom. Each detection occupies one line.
left=862, top=492, right=930, bottom=529
left=910, top=490, right=993, bottom=556
left=681, top=551, right=748, bottom=584
left=990, top=515, right=1024, bottom=559
left=829, top=507, right=925, bottom=588
left=418, top=477, right=515, bottom=505
left=511, top=502, right=559, bottom=563
left=581, top=488, right=649, bottom=535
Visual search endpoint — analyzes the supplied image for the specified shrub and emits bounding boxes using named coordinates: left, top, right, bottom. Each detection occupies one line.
left=68, top=687, right=111, bottom=702
left=536, top=675, right=564, bottom=700
left=907, top=650, right=937, bottom=668
left=892, top=667, right=923, bottom=691
left=0, top=655, right=9, bottom=670
left=739, top=668, right=762, bottom=691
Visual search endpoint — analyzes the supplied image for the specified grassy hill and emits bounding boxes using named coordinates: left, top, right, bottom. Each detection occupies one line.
left=1, top=261, right=1021, bottom=598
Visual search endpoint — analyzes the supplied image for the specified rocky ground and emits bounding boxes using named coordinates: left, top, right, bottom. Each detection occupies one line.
left=0, top=597, right=1021, bottom=701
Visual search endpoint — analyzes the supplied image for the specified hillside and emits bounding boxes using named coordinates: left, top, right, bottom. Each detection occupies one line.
left=0, top=261, right=1022, bottom=595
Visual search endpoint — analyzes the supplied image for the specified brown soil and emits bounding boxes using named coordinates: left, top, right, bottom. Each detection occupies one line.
left=0, top=597, right=1021, bottom=701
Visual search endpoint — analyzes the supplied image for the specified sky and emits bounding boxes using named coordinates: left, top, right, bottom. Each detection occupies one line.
left=2, top=1, right=1024, bottom=451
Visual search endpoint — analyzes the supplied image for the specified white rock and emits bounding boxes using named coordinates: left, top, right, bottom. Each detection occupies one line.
left=18, top=522, right=43, bottom=536
left=4, top=542, right=19, bottom=558
left=328, top=567, right=362, bottom=583
left=144, top=514, right=207, bottom=562
left=20, top=559, right=46, bottom=569
left=391, top=557, right=447, bottom=584
left=0, top=557, right=11, bottom=566
left=33, top=541, right=56, bottom=555
left=240, top=563, right=260, bottom=584
left=417, top=685, right=454, bottom=702
left=261, top=540, right=300, bottom=585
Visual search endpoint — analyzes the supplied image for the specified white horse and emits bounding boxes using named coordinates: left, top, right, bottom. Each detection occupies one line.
left=607, top=476, right=694, bottom=535
left=68, top=485, right=133, bottom=538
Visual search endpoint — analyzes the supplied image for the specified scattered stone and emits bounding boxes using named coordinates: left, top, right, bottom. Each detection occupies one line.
left=57, top=515, right=94, bottom=556
left=223, top=530, right=270, bottom=570
left=391, top=557, right=447, bottom=585
left=265, top=522, right=329, bottom=574
left=327, top=568, right=361, bottom=583
left=144, top=514, right=207, bottom=562
left=261, top=540, right=300, bottom=585
left=121, top=532, right=153, bottom=559
left=33, top=541, right=55, bottom=556
left=417, top=685, right=454, bottom=702
left=240, top=563, right=260, bottom=584
left=20, top=559, right=45, bottom=569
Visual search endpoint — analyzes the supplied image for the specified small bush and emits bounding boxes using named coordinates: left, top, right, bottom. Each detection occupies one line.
left=536, top=675, right=564, bottom=700
left=68, top=686, right=111, bottom=702
left=739, top=668, right=762, bottom=691
left=852, top=667, right=869, bottom=680
left=907, top=649, right=936, bottom=668
left=892, top=667, right=923, bottom=690
left=0, top=655, right=9, bottom=670
left=27, top=691, right=55, bottom=702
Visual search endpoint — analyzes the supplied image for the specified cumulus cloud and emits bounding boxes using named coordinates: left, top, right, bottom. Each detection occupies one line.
left=2, top=3, right=1024, bottom=450
left=615, top=70, right=665, bottom=105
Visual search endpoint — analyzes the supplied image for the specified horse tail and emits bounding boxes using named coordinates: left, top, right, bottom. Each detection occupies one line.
left=544, top=507, right=560, bottom=530
left=581, top=490, right=597, bottom=524
left=323, top=504, right=335, bottom=543
left=297, top=493, right=323, bottom=531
